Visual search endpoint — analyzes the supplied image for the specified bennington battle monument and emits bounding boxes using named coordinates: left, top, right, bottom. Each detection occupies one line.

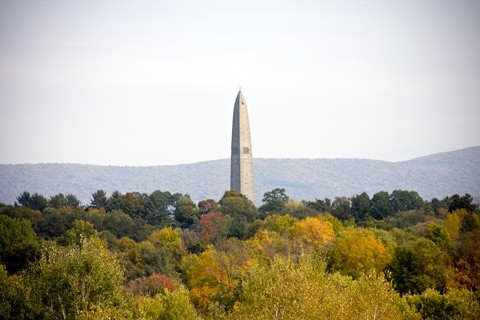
left=230, top=89, right=255, bottom=203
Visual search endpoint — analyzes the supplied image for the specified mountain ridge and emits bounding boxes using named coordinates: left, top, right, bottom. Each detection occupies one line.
left=1, top=146, right=479, bottom=205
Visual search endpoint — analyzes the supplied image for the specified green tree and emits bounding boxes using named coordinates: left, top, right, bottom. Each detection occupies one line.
left=304, top=198, right=332, bottom=213
left=49, top=193, right=69, bottom=209
left=389, top=190, right=424, bottom=213
left=425, top=223, right=453, bottom=252
left=147, top=228, right=186, bottom=277
left=174, top=195, right=199, bottom=228
left=407, top=289, right=480, bottom=320
left=387, top=238, right=447, bottom=294
left=90, top=190, right=108, bottom=208
left=136, top=286, right=198, bottom=320
left=263, top=214, right=297, bottom=235
left=259, top=188, right=290, bottom=215
left=57, top=220, right=98, bottom=247
left=32, top=238, right=124, bottom=319
left=430, top=197, right=448, bottom=215
left=331, top=197, right=352, bottom=220
left=0, top=265, right=42, bottom=319
left=0, top=215, right=39, bottom=273
left=101, top=210, right=153, bottom=241
left=107, top=191, right=144, bottom=218
left=0, top=204, right=39, bottom=221
left=262, top=188, right=290, bottom=203
left=198, top=199, right=219, bottom=215
left=371, top=191, right=393, bottom=219
left=16, top=191, right=32, bottom=208
left=219, top=190, right=258, bottom=238
left=447, top=194, right=478, bottom=212
left=143, top=190, right=176, bottom=226
left=32, top=212, right=73, bottom=239
left=16, top=191, right=48, bottom=211
left=351, top=192, right=371, bottom=221
left=284, top=200, right=320, bottom=219
left=65, top=194, right=80, bottom=207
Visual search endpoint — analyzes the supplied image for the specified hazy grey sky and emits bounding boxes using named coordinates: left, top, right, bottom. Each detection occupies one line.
left=1, top=0, right=479, bottom=165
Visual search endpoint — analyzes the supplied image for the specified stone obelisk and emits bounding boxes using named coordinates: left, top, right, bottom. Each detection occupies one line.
left=230, top=89, right=255, bottom=203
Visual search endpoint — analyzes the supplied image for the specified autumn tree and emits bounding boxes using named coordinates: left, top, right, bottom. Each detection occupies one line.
left=232, top=257, right=408, bottom=320
left=126, top=273, right=176, bottom=297
left=182, top=240, right=251, bottom=316
left=134, top=286, right=198, bottom=320
left=327, top=227, right=393, bottom=278
left=147, top=227, right=186, bottom=277
left=448, top=211, right=480, bottom=291
left=289, top=217, right=334, bottom=254
left=0, top=265, right=43, bottom=319
left=248, top=229, right=290, bottom=262
left=195, top=211, right=232, bottom=243
left=262, top=214, right=297, bottom=235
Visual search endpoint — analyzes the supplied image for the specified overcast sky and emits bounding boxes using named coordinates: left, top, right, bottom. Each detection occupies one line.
left=1, top=0, right=479, bottom=166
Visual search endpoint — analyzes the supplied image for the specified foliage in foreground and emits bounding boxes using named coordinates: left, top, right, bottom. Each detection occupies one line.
left=1, top=188, right=479, bottom=319
left=233, top=257, right=414, bottom=320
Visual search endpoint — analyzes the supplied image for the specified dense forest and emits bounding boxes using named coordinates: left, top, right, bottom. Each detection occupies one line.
left=1, top=188, right=479, bottom=319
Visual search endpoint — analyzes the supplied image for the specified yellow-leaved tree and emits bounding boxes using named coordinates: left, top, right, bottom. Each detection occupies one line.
left=182, top=239, right=252, bottom=316
left=327, top=227, right=393, bottom=278
left=232, top=256, right=413, bottom=320
left=289, top=217, right=334, bottom=254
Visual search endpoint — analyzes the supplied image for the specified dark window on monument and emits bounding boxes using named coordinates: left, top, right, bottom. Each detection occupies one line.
left=232, top=147, right=239, bottom=155
left=243, top=147, right=250, bottom=154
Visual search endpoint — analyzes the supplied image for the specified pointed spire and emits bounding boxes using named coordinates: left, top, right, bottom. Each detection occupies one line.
left=230, top=88, right=255, bottom=203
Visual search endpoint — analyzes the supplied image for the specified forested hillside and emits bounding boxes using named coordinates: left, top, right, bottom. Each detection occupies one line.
left=1, top=187, right=479, bottom=319
left=1, top=146, right=479, bottom=205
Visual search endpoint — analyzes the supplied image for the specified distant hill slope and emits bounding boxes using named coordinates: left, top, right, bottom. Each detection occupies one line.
left=1, top=146, right=479, bottom=205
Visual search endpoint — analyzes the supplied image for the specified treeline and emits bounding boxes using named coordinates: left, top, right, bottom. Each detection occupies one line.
left=14, top=188, right=478, bottom=227
left=1, top=188, right=479, bottom=319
